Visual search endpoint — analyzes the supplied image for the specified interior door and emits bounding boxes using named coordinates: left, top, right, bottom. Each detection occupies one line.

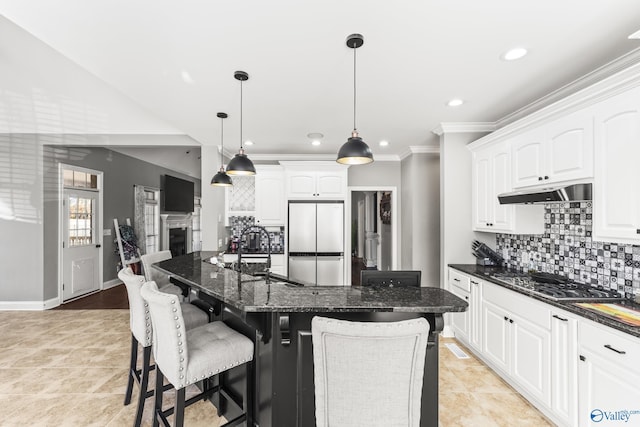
left=63, top=189, right=101, bottom=300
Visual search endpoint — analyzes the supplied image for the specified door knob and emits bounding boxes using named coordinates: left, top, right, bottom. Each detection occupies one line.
left=95, top=244, right=102, bottom=248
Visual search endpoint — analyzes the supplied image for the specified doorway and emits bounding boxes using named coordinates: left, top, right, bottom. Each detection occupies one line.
left=59, top=165, right=103, bottom=302
left=346, top=187, right=398, bottom=286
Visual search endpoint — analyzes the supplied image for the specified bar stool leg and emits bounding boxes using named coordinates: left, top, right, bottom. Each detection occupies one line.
left=174, top=388, right=186, bottom=427
left=153, top=368, right=164, bottom=427
left=246, top=360, right=255, bottom=426
left=134, top=346, right=152, bottom=427
left=124, top=334, right=138, bottom=405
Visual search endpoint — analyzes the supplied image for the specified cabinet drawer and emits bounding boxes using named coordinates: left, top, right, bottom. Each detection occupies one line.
left=579, top=320, right=640, bottom=367
left=449, top=269, right=471, bottom=293
left=483, top=281, right=551, bottom=330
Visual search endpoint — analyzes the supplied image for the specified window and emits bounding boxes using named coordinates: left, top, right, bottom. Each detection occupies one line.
left=144, top=189, right=160, bottom=254
left=68, top=196, right=94, bottom=246
left=192, top=197, right=202, bottom=252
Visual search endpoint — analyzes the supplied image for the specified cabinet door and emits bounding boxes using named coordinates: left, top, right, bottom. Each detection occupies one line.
left=510, top=313, right=551, bottom=406
left=578, top=350, right=640, bottom=427
left=472, top=149, right=492, bottom=230
left=316, top=172, right=345, bottom=198
left=551, top=311, right=578, bottom=427
left=287, top=172, right=317, bottom=198
left=545, top=112, right=593, bottom=184
left=482, top=300, right=510, bottom=373
left=593, top=87, right=640, bottom=244
left=490, top=147, right=513, bottom=231
left=255, top=171, right=285, bottom=225
left=469, top=279, right=483, bottom=351
left=449, top=286, right=470, bottom=342
left=512, top=130, right=545, bottom=188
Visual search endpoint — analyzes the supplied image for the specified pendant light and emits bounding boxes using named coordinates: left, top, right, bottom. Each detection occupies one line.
left=337, top=33, right=373, bottom=165
left=211, top=112, right=233, bottom=187
left=226, top=71, right=256, bottom=175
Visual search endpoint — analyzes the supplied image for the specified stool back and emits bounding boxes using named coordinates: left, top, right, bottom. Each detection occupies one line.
left=311, top=316, right=430, bottom=427
left=118, top=267, right=153, bottom=347
left=141, top=250, right=173, bottom=286
left=140, top=281, right=189, bottom=387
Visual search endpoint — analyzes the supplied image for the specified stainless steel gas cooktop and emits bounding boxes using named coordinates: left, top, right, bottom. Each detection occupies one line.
left=489, top=271, right=623, bottom=302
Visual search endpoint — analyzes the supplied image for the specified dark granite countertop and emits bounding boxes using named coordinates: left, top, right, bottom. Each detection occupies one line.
left=153, top=252, right=468, bottom=314
left=449, top=264, right=640, bottom=339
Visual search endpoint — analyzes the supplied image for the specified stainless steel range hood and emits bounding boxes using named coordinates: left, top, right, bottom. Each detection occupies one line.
left=498, top=183, right=592, bottom=205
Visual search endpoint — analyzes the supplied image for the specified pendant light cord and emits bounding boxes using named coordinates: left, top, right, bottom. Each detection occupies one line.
left=220, top=116, right=224, bottom=165
left=240, top=79, right=244, bottom=150
left=353, top=43, right=357, bottom=132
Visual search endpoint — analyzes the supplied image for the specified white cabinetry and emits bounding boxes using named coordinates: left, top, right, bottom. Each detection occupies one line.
left=592, top=86, right=640, bottom=244
left=550, top=308, right=579, bottom=427
left=448, top=269, right=470, bottom=342
left=578, top=320, right=640, bottom=427
left=512, top=111, right=593, bottom=188
left=482, top=282, right=551, bottom=406
left=270, top=254, right=285, bottom=276
left=468, top=277, right=483, bottom=351
left=255, top=166, right=285, bottom=225
left=283, top=162, right=348, bottom=199
left=471, top=140, right=544, bottom=234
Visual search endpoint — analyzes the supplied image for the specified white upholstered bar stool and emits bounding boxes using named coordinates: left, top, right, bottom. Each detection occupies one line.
left=140, top=250, right=186, bottom=297
left=140, top=281, right=255, bottom=427
left=311, top=316, right=430, bottom=427
left=119, top=268, right=209, bottom=427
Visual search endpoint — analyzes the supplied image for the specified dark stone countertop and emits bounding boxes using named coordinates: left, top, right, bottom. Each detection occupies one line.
left=153, top=252, right=468, bottom=314
left=449, top=264, right=640, bottom=339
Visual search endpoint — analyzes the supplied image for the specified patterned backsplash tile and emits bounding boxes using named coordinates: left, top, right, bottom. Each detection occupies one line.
left=496, top=201, right=639, bottom=300
left=228, top=216, right=284, bottom=253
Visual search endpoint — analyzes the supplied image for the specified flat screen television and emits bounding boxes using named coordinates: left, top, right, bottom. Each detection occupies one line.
left=162, top=175, right=194, bottom=213
left=360, top=270, right=421, bottom=287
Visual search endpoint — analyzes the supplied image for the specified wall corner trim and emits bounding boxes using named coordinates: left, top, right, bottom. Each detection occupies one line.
left=432, top=122, right=497, bottom=136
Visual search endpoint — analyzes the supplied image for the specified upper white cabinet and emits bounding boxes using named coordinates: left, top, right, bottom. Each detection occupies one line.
left=512, top=111, right=593, bottom=189
left=592, top=86, right=640, bottom=244
left=282, top=162, right=348, bottom=199
left=471, top=140, right=544, bottom=234
left=255, top=166, right=285, bottom=225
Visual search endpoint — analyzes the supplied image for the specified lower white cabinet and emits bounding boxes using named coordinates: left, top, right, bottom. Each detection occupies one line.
left=481, top=283, right=551, bottom=407
left=577, top=320, right=640, bottom=427
left=448, top=269, right=471, bottom=342
left=270, top=254, right=285, bottom=276
left=550, top=309, right=579, bottom=427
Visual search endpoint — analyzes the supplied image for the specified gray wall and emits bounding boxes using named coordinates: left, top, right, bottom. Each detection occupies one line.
left=348, top=161, right=401, bottom=188
left=43, top=144, right=201, bottom=300
left=401, top=153, right=441, bottom=287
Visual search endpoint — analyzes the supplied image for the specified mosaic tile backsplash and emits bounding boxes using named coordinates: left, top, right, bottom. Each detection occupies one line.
left=228, top=216, right=284, bottom=253
left=496, top=201, right=640, bottom=300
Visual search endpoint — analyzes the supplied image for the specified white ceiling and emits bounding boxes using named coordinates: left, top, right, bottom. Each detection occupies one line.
left=2, top=0, right=640, bottom=162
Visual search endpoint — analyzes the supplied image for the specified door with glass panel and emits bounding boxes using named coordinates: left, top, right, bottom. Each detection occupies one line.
left=62, top=168, right=101, bottom=301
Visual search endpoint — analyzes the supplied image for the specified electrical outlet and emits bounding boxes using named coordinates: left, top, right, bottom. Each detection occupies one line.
left=103, top=229, right=111, bottom=236
left=218, top=239, right=223, bottom=248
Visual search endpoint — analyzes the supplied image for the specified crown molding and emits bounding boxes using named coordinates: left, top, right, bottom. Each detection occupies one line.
left=431, top=122, right=496, bottom=136
left=398, top=145, right=440, bottom=160
left=497, top=47, right=640, bottom=128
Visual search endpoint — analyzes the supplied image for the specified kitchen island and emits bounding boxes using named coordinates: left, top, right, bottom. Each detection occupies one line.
left=154, top=251, right=467, bottom=427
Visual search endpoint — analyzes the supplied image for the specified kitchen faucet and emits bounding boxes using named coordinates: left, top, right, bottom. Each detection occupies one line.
left=237, top=225, right=271, bottom=283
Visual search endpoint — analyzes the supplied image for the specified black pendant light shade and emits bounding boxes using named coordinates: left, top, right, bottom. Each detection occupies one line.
left=337, top=132, right=373, bottom=165
left=211, top=112, right=233, bottom=187
left=227, top=71, right=256, bottom=176
left=337, top=33, right=374, bottom=165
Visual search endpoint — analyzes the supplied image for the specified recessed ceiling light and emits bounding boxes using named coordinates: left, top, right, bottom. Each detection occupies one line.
left=447, top=99, right=464, bottom=107
left=501, top=47, right=528, bottom=61
left=629, top=29, right=640, bottom=39
left=379, top=140, right=389, bottom=147
left=311, top=140, right=322, bottom=146
left=307, top=132, right=324, bottom=139
left=244, top=140, right=254, bottom=146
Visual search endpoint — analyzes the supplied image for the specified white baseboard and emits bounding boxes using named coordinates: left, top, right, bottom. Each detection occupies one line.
left=440, top=325, right=455, bottom=338
left=103, top=279, right=122, bottom=290
left=0, top=298, right=59, bottom=311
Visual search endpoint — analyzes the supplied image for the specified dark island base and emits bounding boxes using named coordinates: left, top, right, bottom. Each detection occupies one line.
left=198, top=291, right=443, bottom=427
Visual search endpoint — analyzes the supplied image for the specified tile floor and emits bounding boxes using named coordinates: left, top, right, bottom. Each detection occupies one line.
left=0, top=309, right=553, bottom=426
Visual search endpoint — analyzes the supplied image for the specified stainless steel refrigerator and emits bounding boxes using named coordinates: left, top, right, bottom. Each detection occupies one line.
left=288, top=201, right=344, bottom=286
